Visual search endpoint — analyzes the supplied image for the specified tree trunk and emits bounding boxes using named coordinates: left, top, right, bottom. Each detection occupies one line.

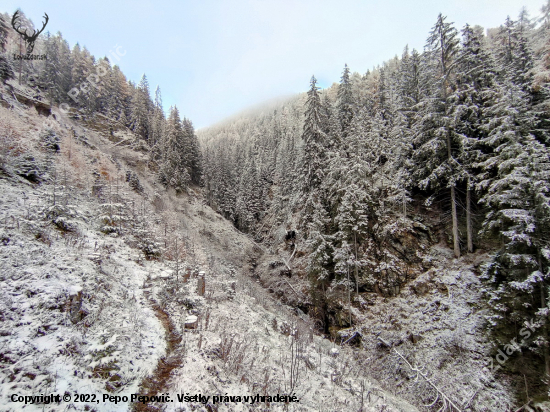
left=467, top=181, right=473, bottom=253
left=542, top=285, right=550, bottom=380
left=451, top=185, right=460, bottom=258
left=175, top=237, right=179, bottom=283
left=347, top=264, right=352, bottom=326
left=402, top=191, right=406, bottom=220
left=540, top=251, right=550, bottom=382
left=18, top=36, right=22, bottom=85
left=64, top=168, right=68, bottom=206
left=446, top=124, right=460, bottom=258
left=52, top=168, right=57, bottom=206
left=354, top=232, right=359, bottom=294
left=442, top=40, right=460, bottom=259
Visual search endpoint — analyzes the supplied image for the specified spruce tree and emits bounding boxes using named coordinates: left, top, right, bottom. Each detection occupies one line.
left=39, top=33, right=72, bottom=104
left=306, top=198, right=334, bottom=306
left=0, top=14, right=9, bottom=52
left=56, top=34, right=73, bottom=102
left=451, top=24, right=499, bottom=252
left=301, top=76, right=328, bottom=194
left=182, top=118, right=203, bottom=185
left=95, top=57, right=113, bottom=116
left=493, top=17, right=534, bottom=92
left=131, top=74, right=153, bottom=142
left=160, top=106, right=190, bottom=192
left=337, top=64, right=354, bottom=135
left=111, top=65, right=131, bottom=124
left=413, top=14, right=462, bottom=257
left=398, top=47, right=424, bottom=126
left=150, top=86, right=166, bottom=162
left=71, top=44, right=87, bottom=91
left=480, top=127, right=550, bottom=380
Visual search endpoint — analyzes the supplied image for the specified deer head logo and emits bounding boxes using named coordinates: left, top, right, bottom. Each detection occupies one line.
left=11, top=10, right=49, bottom=54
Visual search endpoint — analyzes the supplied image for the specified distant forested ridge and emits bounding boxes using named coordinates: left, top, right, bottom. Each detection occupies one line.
left=200, top=6, right=550, bottom=386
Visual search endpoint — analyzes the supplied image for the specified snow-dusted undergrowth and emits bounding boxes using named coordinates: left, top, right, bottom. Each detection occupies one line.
left=0, top=101, right=417, bottom=411
left=0, top=181, right=167, bottom=411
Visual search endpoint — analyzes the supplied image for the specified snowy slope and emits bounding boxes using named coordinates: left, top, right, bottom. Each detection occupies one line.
left=0, top=92, right=418, bottom=411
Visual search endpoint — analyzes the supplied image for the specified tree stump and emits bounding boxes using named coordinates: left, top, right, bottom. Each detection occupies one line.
left=184, top=315, right=198, bottom=329
left=183, top=268, right=191, bottom=283
left=68, top=287, right=88, bottom=324
left=92, top=185, right=103, bottom=197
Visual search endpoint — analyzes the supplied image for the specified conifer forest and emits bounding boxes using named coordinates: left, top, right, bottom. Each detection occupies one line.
left=1, top=3, right=550, bottom=411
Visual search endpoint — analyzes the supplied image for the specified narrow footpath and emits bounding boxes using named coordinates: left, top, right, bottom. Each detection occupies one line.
left=132, top=281, right=183, bottom=412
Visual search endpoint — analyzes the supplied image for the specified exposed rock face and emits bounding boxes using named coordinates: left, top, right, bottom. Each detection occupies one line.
left=12, top=90, right=51, bottom=116
left=2, top=81, right=51, bottom=115
left=409, top=268, right=437, bottom=296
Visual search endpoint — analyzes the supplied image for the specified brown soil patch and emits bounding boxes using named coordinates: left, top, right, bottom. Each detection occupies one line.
left=132, top=287, right=182, bottom=412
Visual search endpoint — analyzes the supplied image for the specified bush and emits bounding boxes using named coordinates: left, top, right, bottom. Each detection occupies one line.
left=40, top=129, right=60, bottom=153
left=12, top=154, right=48, bottom=183
left=125, top=171, right=143, bottom=193
left=45, top=205, right=79, bottom=232
left=139, top=240, right=161, bottom=259
left=53, top=216, right=78, bottom=232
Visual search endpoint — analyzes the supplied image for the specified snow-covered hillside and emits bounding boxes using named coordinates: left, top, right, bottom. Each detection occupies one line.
left=0, top=85, right=418, bottom=411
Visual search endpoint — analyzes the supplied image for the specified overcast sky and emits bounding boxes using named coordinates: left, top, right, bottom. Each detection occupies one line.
left=2, top=0, right=547, bottom=128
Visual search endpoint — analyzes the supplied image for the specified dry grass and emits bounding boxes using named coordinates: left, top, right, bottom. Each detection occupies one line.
left=0, top=107, right=27, bottom=164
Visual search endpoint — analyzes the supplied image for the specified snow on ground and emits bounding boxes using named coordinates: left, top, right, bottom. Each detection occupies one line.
left=0, top=102, right=418, bottom=411
left=0, top=177, right=170, bottom=411
left=158, top=275, right=419, bottom=412
left=346, top=247, right=516, bottom=411
left=143, top=194, right=418, bottom=411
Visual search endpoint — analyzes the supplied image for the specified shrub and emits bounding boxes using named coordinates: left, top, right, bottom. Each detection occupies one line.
left=40, top=129, right=60, bottom=153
